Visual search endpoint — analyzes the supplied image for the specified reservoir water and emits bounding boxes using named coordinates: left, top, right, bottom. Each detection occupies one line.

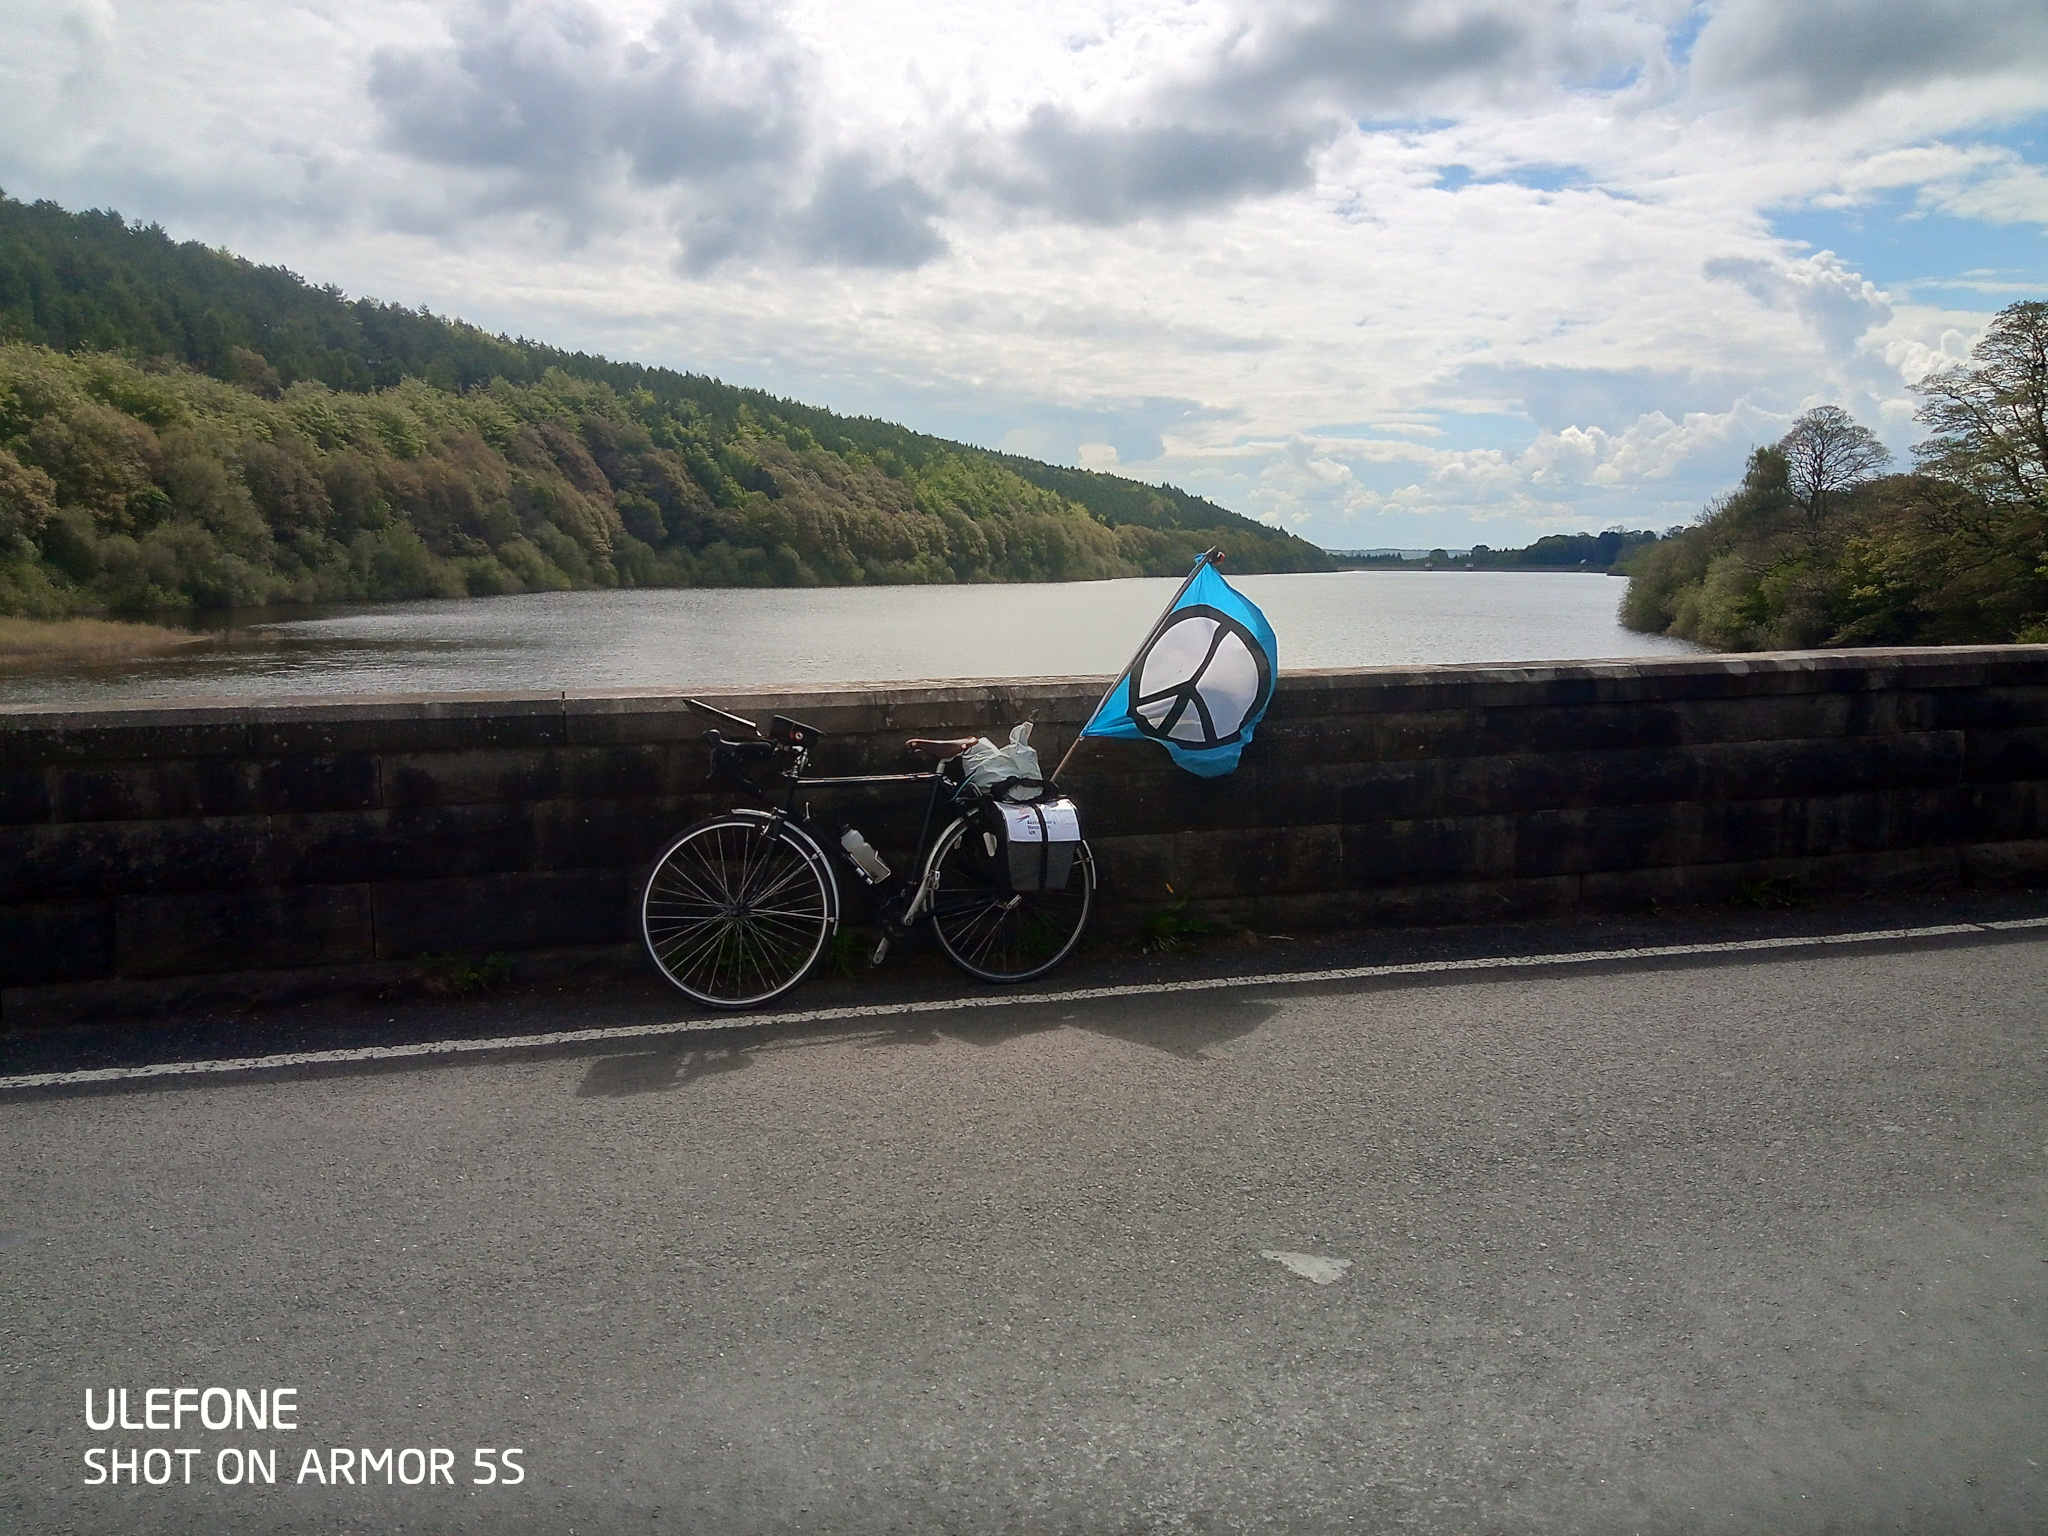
left=0, top=571, right=1701, bottom=705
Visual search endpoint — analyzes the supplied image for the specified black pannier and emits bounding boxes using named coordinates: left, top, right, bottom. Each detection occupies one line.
left=985, top=796, right=1083, bottom=892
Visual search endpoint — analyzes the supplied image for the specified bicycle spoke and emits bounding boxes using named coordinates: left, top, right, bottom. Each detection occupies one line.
left=928, top=820, right=1091, bottom=984
left=641, top=817, right=834, bottom=1007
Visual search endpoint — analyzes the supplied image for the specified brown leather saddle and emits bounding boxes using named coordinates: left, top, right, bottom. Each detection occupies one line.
left=904, top=737, right=978, bottom=761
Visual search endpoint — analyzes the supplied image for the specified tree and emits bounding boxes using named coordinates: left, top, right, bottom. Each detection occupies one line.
left=1779, top=406, right=1890, bottom=530
left=1913, top=300, right=2048, bottom=516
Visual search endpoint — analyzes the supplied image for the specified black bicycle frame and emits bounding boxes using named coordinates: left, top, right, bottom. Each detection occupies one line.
left=760, top=758, right=964, bottom=890
left=685, top=696, right=969, bottom=887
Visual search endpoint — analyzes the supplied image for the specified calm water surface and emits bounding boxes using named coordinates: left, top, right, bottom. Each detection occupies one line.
left=1, top=572, right=1700, bottom=705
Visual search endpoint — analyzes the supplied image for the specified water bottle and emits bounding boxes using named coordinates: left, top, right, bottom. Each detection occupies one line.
left=839, top=828, right=891, bottom=884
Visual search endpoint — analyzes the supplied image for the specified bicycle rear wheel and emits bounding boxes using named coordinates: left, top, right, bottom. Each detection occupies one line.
left=641, top=815, right=836, bottom=1008
left=925, top=816, right=1093, bottom=983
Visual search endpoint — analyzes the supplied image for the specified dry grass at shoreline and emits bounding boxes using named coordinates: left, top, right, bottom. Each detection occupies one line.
left=0, top=616, right=209, bottom=666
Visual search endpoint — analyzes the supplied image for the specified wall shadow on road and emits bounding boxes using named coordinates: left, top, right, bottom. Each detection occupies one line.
left=14, top=926, right=2038, bottom=1103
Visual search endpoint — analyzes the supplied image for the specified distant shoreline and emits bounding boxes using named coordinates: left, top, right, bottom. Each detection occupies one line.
left=1328, top=564, right=1630, bottom=574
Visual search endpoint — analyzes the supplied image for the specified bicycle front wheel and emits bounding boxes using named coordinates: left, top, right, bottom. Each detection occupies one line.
left=641, top=816, right=836, bottom=1008
left=926, top=816, right=1093, bottom=983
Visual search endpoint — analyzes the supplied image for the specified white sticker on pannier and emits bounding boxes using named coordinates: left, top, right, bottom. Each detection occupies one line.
left=998, top=801, right=1079, bottom=842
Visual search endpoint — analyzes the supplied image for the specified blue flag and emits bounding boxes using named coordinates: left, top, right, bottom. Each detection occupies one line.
left=1079, top=560, right=1277, bottom=778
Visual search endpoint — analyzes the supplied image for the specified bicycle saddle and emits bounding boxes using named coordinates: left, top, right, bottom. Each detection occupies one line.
left=905, top=737, right=978, bottom=760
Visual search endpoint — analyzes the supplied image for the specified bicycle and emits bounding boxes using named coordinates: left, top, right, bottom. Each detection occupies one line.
left=639, top=698, right=1096, bottom=1009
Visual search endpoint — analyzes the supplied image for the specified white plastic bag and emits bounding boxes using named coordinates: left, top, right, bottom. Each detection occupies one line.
left=959, top=722, right=1043, bottom=800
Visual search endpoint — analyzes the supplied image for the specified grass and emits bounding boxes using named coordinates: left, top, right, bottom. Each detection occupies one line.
left=410, top=952, right=516, bottom=997
left=1141, top=884, right=1216, bottom=953
left=0, top=615, right=208, bottom=665
left=1732, top=874, right=1803, bottom=910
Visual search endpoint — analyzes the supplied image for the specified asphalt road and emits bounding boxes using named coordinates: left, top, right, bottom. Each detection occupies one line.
left=4, top=923, right=2045, bottom=1534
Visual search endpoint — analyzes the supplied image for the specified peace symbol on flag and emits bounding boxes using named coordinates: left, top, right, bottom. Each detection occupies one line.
left=1127, top=604, right=1274, bottom=748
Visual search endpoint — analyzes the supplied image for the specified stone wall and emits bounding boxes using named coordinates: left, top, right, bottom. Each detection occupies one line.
left=5, top=646, right=2046, bottom=1016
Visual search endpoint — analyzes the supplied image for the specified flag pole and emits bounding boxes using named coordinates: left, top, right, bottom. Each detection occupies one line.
left=1051, top=547, right=1224, bottom=782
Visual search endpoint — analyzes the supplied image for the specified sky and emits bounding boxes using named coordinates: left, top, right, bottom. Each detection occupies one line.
left=3, top=1, right=2045, bottom=552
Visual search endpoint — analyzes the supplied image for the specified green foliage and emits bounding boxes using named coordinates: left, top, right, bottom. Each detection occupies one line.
left=0, top=191, right=1331, bottom=616
left=1141, top=884, right=1215, bottom=953
left=1623, top=327, right=2048, bottom=651
left=1474, top=530, right=1663, bottom=569
left=410, top=952, right=516, bottom=997
left=1732, top=875, right=1801, bottom=910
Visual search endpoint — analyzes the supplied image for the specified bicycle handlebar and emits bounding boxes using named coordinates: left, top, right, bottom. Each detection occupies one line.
left=684, top=697, right=761, bottom=734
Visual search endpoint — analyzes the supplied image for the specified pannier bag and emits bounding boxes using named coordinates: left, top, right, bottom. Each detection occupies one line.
left=993, top=797, right=1083, bottom=892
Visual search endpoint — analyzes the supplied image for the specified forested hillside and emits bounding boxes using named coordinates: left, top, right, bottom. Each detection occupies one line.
left=0, top=194, right=1329, bottom=616
left=1622, top=301, right=2048, bottom=650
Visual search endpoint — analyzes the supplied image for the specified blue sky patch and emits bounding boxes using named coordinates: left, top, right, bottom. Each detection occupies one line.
left=1773, top=196, right=2047, bottom=299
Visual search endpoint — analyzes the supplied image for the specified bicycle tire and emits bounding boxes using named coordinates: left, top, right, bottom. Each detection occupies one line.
left=641, top=815, right=836, bottom=1008
left=925, top=815, right=1094, bottom=983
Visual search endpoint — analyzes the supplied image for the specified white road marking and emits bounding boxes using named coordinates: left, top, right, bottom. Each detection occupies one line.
left=1262, top=1251, right=1353, bottom=1284
left=0, top=918, right=2033, bottom=1092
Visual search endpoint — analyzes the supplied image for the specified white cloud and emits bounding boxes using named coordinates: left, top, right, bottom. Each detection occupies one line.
left=0, top=0, right=2042, bottom=548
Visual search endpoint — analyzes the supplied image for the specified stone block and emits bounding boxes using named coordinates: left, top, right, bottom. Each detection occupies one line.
left=1580, top=847, right=1964, bottom=911
left=1876, top=782, right=2043, bottom=848
left=1782, top=792, right=1894, bottom=857
left=1243, top=758, right=1355, bottom=826
left=1961, top=725, right=2048, bottom=783
left=372, top=868, right=640, bottom=957
left=1087, top=832, right=1176, bottom=907
left=1237, top=712, right=1380, bottom=762
left=0, top=766, right=50, bottom=826
left=0, top=899, right=115, bottom=986
left=273, top=802, right=541, bottom=885
left=382, top=748, right=564, bottom=807
left=1960, top=838, right=2048, bottom=885
left=1069, top=765, right=1257, bottom=838
left=1342, top=814, right=1517, bottom=885
left=1367, top=703, right=1710, bottom=763
left=253, top=754, right=384, bottom=814
left=0, top=816, right=276, bottom=902
left=565, top=691, right=752, bottom=746
left=48, top=759, right=240, bottom=822
left=1956, top=780, right=2048, bottom=842
left=1932, top=685, right=2048, bottom=731
left=1336, top=750, right=1677, bottom=823
left=250, top=694, right=568, bottom=756
left=115, top=884, right=374, bottom=977
left=47, top=753, right=381, bottom=822
left=1672, top=692, right=1858, bottom=748
left=1699, top=732, right=1962, bottom=802
left=0, top=700, right=260, bottom=767
left=1171, top=824, right=1345, bottom=899
left=534, top=796, right=742, bottom=872
left=568, top=687, right=923, bottom=746
left=1058, top=735, right=1165, bottom=790
left=1241, top=875, right=1581, bottom=931
left=1517, top=798, right=1785, bottom=876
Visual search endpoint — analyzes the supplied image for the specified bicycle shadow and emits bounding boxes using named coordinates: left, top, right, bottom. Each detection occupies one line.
left=1071, top=993, right=1274, bottom=1061
left=574, top=992, right=1274, bottom=1097
left=575, top=1044, right=753, bottom=1097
